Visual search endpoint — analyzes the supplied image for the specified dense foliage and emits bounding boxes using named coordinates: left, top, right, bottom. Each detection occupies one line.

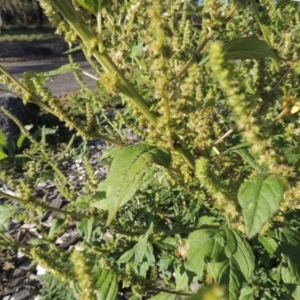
left=2, top=0, right=300, bottom=299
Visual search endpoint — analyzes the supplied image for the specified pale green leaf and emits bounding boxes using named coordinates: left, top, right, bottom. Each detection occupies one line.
left=104, top=144, right=171, bottom=225
left=276, top=228, right=300, bottom=280
left=0, top=147, right=9, bottom=160
left=239, top=286, right=255, bottom=300
left=175, top=263, right=189, bottom=291
left=238, top=173, right=284, bottom=238
left=30, top=238, right=46, bottom=246
left=91, top=199, right=108, bottom=210
left=94, top=268, right=118, bottom=300
left=224, top=37, right=280, bottom=60
left=17, top=132, right=27, bottom=149
left=258, top=236, right=278, bottom=255
left=0, top=129, right=7, bottom=146
left=77, top=217, right=94, bottom=242
left=0, top=204, right=18, bottom=230
left=40, top=63, right=82, bottom=77
left=117, top=248, right=135, bottom=263
left=48, top=218, right=65, bottom=238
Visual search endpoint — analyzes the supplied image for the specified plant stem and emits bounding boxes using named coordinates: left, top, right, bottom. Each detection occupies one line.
left=148, top=286, right=195, bottom=296
left=49, top=0, right=158, bottom=127
left=0, top=64, right=58, bottom=116
left=0, top=190, right=88, bottom=220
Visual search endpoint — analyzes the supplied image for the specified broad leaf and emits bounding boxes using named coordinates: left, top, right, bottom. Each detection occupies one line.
left=238, top=173, right=284, bottom=238
left=239, top=286, right=255, bottom=300
left=175, top=263, right=190, bottom=291
left=258, top=235, right=278, bottom=255
left=94, top=268, right=118, bottom=300
left=276, top=228, right=300, bottom=280
left=186, top=228, right=228, bottom=274
left=104, top=144, right=171, bottom=225
left=186, top=228, right=254, bottom=300
left=224, top=37, right=280, bottom=60
left=0, top=204, right=18, bottom=230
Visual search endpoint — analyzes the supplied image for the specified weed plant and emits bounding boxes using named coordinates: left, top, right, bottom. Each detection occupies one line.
left=1, top=0, right=300, bottom=299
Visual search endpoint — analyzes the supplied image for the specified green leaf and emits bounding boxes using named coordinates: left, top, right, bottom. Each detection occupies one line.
left=175, top=263, right=190, bottom=291
left=48, top=218, right=65, bottom=238
left=210, top=259, right=243, bottom=300
left=40, top=63, right=82, bottom=77
left=258, top=235, right=278, bottom=255
left=104, top=144, right=171, bottom=225
left=6, top=139, right=16, bottom=157
left=0, top=146, right=9, bottom=160
left=0, top=129, right=7, bottom=146
left=238, top=173, right=284, bottom=238
left=117, top=248, right=135, bottom=263
left=239, top=286, right=255, bottom=300
left=30, top=238, right=46, bottom=246
left=94, top=268, right=118, bottom=300
left=76, top=0, right=111, bottom=14
left=232, top=148, right=266, bottom=173
left=77, top=217, right=94, bottom=242
left=186, top=229, right=254, bottom=300
left=17, top=132, right=28, bottom=150
left=276, top=228, right=300, bottom=280
left=0, top=204, right=18, bottom=230
left=224, top=37, right=280, bottom=60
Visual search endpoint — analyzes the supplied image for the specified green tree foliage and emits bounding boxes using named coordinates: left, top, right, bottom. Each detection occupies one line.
left=2, top=0, right=300, bottom=299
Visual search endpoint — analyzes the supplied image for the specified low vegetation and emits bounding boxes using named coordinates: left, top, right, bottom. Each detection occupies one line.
left=1, top=0, right=300, bottom=299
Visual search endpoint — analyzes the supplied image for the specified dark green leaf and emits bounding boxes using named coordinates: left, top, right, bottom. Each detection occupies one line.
left=276, top=228, right=300, bottom=280
left=238, top=173, right=284, bottom=238
left=103, top=144, right=171, bottom=225
left=6, top=139, right=16, bottom=157
left=94, top=268, right=118, bottom=300
left=224, top=37, right=280, bottom=60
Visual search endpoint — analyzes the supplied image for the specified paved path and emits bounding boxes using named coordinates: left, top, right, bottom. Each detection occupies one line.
left=1, top=58, right=98, bottom=96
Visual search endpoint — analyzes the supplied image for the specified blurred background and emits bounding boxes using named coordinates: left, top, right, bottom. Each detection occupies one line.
left=0, top=0, right=49, bottom=28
